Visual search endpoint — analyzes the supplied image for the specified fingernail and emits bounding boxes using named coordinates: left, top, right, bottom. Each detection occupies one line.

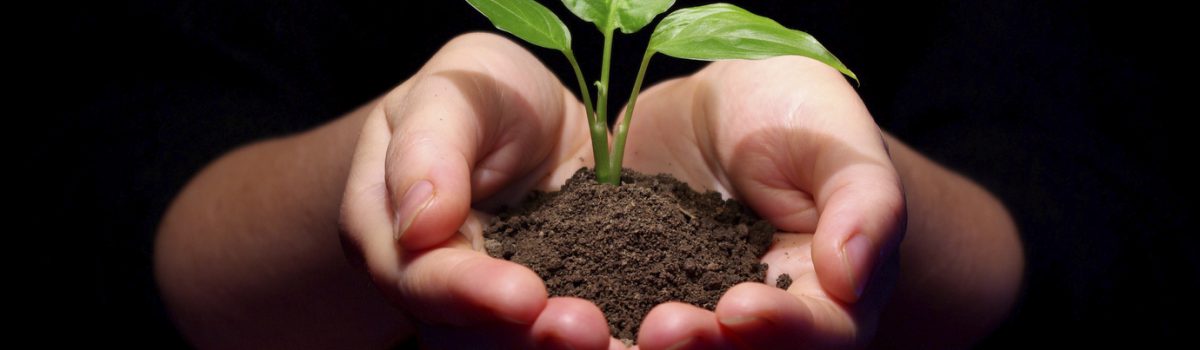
left=463, top=229, right=483, bottom=251
left=395, top=180, right=434, bottom=241
left=841, top=233, right=873, bottom=299
left=665, top=337, right=696, bottom=350
left=718, top=315, right=762, bottom=327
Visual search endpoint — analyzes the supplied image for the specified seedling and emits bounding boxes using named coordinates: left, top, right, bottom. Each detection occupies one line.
left=466, top=0, right=856, bottom=185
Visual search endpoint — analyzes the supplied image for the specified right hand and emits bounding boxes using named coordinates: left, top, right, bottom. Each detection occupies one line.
left=338, top=33, right=620, bottom=349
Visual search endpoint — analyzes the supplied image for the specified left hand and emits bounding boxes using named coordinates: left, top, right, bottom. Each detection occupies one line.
left=338, top=33, right=619, bottom=349
left=620, top=56, right=906, bottom=349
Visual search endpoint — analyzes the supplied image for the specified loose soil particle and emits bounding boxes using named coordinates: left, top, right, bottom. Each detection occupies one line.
left=776, top=273, right=793, bottom=290
left=484, top=168, right=777, bottom=341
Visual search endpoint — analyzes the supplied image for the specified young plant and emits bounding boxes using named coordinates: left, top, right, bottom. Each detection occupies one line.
left=465, top=0, right=856, bottom=185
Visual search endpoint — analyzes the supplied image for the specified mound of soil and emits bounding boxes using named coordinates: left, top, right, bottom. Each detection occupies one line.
left=484, top=168, right=779, bottom=341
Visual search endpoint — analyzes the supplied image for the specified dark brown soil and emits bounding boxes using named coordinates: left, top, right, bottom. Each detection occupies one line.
left=484, top=168, right=777, bottom=341
left=775, top=273, right=793, bottom=290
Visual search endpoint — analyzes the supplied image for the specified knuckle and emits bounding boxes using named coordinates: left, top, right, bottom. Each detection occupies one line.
left=441, top=32, right=521, bottom=62
left=448, top=31, right=514, bottom=47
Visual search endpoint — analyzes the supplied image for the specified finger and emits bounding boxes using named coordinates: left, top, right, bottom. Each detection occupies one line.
left=396, top=246, right=547, bottom=326
left=416, top=296, right=610, bottom=350
left=716, top=283, right=860, bottom=349
left=342, top=108, right=530, bottom=326
left=611, top=338, right=630, bottom=350
left=636, top=302, right=733, bottom=350
left=344, top=107, right=546, bottom=326
left=384, top=33, right=581, bottom=251
left=340, top=106, right=400, bottom=275
left=810, top=157, right=905, bottom=303
left=532, top=297, right=613, bottom=350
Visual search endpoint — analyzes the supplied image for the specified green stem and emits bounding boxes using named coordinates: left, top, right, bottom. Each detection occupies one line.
left=595, top=29, right=619, bottom=184
left=564, top=49, right=608, bottom=176
left=609, top=50, right=655, bottom=178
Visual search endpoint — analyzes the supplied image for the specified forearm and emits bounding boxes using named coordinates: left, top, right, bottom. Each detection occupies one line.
left=154, top=98, right=410, bottom=349
left=871, top=133, right=1024, bottom=349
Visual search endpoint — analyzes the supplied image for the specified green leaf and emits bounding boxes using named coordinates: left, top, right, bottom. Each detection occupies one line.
left=561, top=0, right=675, bottom=34
left=649, top=3, right=857, bottom=82
left=467, top=0, right=571, bottom=51
left=560, top=0, right=608, bottom=29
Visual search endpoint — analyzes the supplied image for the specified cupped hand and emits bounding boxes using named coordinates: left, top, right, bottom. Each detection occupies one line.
left=622, top=57, right=906, bottom=349
left=338, top=33, right=622, bottom=350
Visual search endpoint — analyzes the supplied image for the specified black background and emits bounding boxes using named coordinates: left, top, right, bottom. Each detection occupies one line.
left=36, top=0, right=1195, bottom=347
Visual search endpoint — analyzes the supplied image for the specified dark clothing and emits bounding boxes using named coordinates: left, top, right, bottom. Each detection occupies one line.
left=52, top=0, right=1192, bottom=347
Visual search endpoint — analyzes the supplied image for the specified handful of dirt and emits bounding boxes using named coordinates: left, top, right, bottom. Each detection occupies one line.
left=484, top=168, right=776, bottom=341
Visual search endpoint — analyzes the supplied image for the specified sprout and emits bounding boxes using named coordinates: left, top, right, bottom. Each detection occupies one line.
left=466, top=0, right=855, bottom=184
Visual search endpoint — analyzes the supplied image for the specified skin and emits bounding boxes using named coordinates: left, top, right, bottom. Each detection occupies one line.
left=156, top=33, right=1023, bottom=349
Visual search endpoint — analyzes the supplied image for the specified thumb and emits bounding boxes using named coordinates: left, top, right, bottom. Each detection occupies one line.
left=810, top=149, right=906, bottom=303
left=383, top=84, right=477, bottom=251
left=384, top=33, right=576, bottom=251
left=730, top=132, right=905, bottom=304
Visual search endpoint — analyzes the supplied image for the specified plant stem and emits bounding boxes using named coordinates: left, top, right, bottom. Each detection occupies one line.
left=564, top=49, right=608, bottom=176
left=595, top=29, right=619, bottom=184
left=609, top=50, right=655, bottom=178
